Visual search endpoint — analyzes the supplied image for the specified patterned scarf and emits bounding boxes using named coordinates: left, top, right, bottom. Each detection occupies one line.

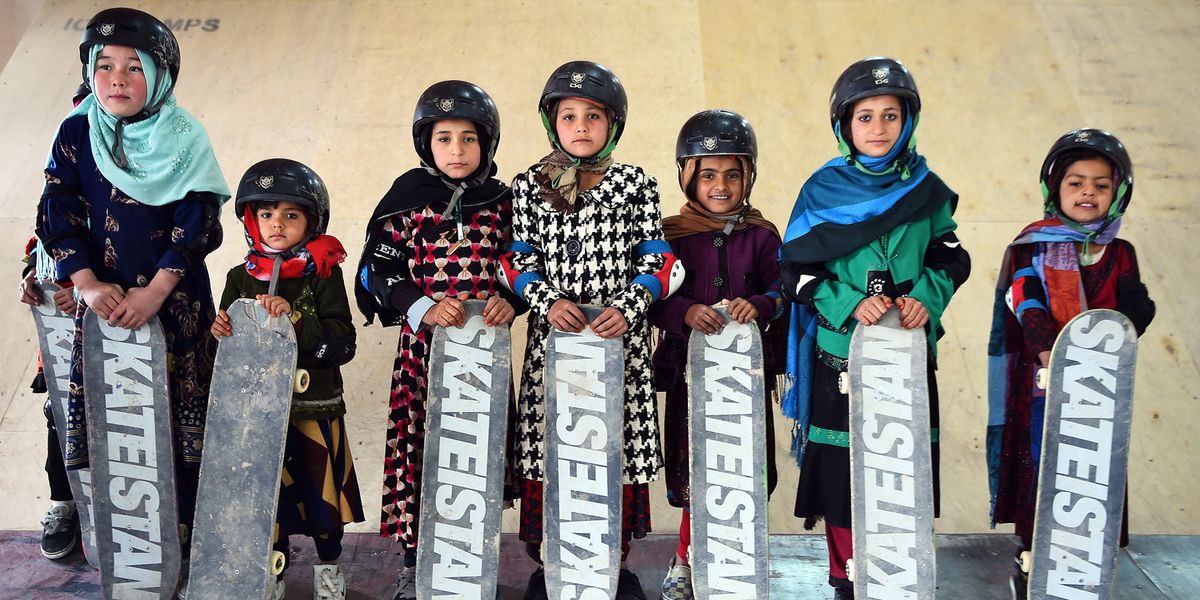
left=242, top=206, right=346, bottom=282
left=535, top=150, right=613, bottom=212
left=68, top=46, right=229, bottom=207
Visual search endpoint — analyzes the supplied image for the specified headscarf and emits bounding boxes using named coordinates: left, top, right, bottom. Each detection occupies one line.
left=67, top=45, right=229, bottom=207
left=662, top=156, right=779, bottom=240
left=242, top=205, right=346, bottom=283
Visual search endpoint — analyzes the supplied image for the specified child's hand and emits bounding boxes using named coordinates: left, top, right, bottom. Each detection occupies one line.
left=896, top=296, right=928, bottom=330
left=1038, top=350, right=1051, bottom=368
left=483, top=296, right=515, bottom=327
left=109, top=286, right=167, bottom=329
left=52, top=286, right=77, bottom=314
left=423, top=297, right=466, bottom=328
left=853, top=295, right=893, bottom=326
left=728, top=298, right=759, bottom=324
left=76, top=280, right=125, bottom=319
left=256, top=294, right=292, bottom=318
left=18, top=272, right=39, bottom=306
left=591, top=307, right=628, bottom=339
left=685, top=304, right=726, bottom=335
left=548, top=298, right=585, bottom=333
left=211, top=309, right=232, bottom=338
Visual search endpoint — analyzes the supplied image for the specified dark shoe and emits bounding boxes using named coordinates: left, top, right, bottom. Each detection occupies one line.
left=521, top=568, right=548, bottom=600
left=39, top=503, right=78, bottom=560
left=617, top=569, right=648, bottom=600
left=832, top=575, right=854, bottom=600
left=833, top=589, right=854, bottom=600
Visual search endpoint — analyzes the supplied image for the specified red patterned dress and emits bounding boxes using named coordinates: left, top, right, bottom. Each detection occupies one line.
left=355, top=169, right=517, bottom=547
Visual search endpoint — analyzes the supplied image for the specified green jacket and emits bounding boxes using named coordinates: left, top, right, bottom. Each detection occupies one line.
left=812, top=198, right=959, bottom=359
left=219, top=265, right=354, bottom=420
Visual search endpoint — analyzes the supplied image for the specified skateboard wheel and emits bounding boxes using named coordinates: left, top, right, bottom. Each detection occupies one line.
left=838, top=372, right=850, bottom=395
left=845, top=558, right=855, bottom=582
left=1019, top=550, right=1031, bottom=574
left=1035, top=368, right=1048, bottom=390
left=294, top=369, right=310, bottom=393
left=270, top=550, right=286, bottom=575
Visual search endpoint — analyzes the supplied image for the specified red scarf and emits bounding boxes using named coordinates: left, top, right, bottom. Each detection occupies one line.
left=242, top=207, right=347, bottom=281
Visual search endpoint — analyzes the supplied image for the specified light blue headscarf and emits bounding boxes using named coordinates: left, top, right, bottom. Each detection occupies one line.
left=68, top=45, right=229, bottom=207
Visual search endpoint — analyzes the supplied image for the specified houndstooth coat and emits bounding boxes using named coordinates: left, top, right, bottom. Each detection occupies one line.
left=504, top=162, right=679, bottom=484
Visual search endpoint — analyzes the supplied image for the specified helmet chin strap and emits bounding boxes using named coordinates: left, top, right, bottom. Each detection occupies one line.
left=539, top=108, right=620, bottom=164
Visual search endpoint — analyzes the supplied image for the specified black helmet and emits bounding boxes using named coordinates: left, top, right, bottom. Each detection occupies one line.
left=1040, top=128, right=1134, bottom=218
left=412, top=80, right=501, bottom=186
left=79, top=8, right=180, bottom=97
left=829, top=57, right=920, bottom=130
left=676, top=109, right=758, bottom=200
left=539, top=61, right=628, bottom=158
left=235, top=159, right=331, bottom=236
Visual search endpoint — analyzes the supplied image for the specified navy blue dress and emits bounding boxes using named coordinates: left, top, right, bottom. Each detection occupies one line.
left=39, top=114, right=221, bottom=486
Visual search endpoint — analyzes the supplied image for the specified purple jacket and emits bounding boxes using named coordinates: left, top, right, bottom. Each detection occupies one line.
left=649, top=224, right=785, bottom=390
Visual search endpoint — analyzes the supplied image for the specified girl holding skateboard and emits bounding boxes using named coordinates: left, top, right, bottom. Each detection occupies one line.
left=648, top=109, right=783, bottom=599
left=212, top=159, right=364, bottom=600
left=36, top=9, right=228, bottom=589
left=987, top=129, right=1155, bottom=598
left=779, top=57, right=970, bottom=599
left=500, top=60, right=682, bottom=600
left=354, top=80, right=519, bottom=600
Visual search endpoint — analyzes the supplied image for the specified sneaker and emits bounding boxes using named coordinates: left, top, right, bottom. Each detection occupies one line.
left=315, top=564, right=346, bottom=600
left=521, top=568, right=547, bottom=600
left=271, top=577, right=286, bottom=600
left=833, top=589, right=854, bottom=600
left=617, top=569, right=648, bottom=600
left=391, top=565, right=416, bottom=600
left=39, top=503, right=79, bottom=560
left=659, top=555, right=693, bottom=600
left=1010, top=552, right=1029, bottom=600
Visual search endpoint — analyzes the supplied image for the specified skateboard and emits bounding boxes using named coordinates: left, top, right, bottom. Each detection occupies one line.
left=82, top=309, right=181, bottom=599
left=1021, top=309, right=1137, bottom=600
left=30, top=281, right=99, bottom=567
left=188, top=298, right=307, bottom=599
left=845, top=307, right=936, bottom=599
left=544, top=304, right=624, bottom=600
left=687, top=305, right=769, bottom=598
left=416, top=300, right=511, bottom=600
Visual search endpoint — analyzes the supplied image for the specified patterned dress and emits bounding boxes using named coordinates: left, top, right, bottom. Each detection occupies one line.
left=504, top=162, right=678, bottom=543
left=38, top=113, right=222, bottom=523
left=360, top=190, right=515, bottom=546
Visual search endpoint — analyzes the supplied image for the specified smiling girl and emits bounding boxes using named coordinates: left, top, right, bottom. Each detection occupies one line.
left=987, top=129, right=1155, bottom=598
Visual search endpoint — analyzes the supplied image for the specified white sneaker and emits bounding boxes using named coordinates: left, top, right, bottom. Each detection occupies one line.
left=391, top=565, right=417, bottom=600
left=314, top=564, right=345, bottom=600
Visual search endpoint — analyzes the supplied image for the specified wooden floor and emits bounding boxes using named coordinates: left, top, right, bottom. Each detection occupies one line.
left=4, top=531, right=1198, bottom=599
left=0, top=0, right=1197, bottom=540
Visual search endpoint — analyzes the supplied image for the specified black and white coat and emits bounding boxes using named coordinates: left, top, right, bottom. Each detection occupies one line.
left=503, top=162, right=680, bottom=484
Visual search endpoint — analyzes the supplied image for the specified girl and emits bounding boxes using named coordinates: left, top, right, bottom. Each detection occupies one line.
left=779, top=57, right=970, bottom=599
left=500, top=60, right=681, bottom=600
left=355, top=80, right=519, bottom=600
left=36, top=9, right=228, bottom=588
left=212, top=158, right=364, bottom=600
left=987, top=129, right=1154, bottom=599
left=649, top=109, right=783, bottom=600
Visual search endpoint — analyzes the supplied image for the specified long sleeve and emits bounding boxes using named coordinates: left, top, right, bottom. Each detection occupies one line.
left=747, top=231, right=784, bottom=330
left=503, top=174, right=565, bottom=317
left=157, top=192, right=223, bottom=275
left=294, top=265, right=356, bottom=368
left=38, top=123, right=93, bottom=279
left=357, top=213, right=433, bottom=328
left=907, top=200, right=969, bottom=323
left=611, top=176, right=681, bottom=327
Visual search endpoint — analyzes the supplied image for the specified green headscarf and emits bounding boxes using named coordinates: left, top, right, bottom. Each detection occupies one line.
left=69, top=45, right=229, bottom=207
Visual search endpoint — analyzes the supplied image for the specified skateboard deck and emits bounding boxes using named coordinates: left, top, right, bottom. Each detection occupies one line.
left=30, top=281, right=99, bottom=567
left=82, top=309, right=181, bottom=599
left=544, top=304, right=624, bottom=600
left=416, top=300, right=512, bottom=600
left=687, top=306, right=769, bottom=598
left=1026, top=309, right=1137, bottom=600
left=188, top=298, right=300, bottom=599
left=847, top=307, right=935, bottom=599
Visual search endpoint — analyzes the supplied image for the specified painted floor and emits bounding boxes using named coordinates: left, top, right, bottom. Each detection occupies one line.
left=4, top=532, right=1197, bottom=599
